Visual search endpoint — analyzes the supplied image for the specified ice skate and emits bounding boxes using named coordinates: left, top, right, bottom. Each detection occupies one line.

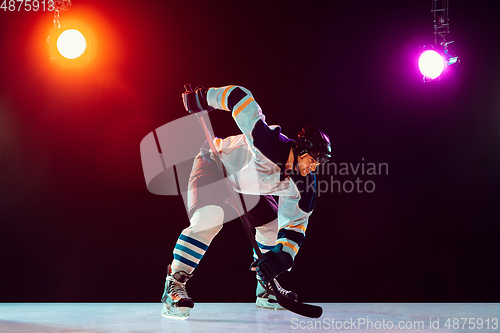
left=255, top=275, right=298, bottom=310
left=161, top=265, right=194, bottom=319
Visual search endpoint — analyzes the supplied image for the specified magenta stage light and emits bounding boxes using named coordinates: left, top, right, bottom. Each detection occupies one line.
left=418, top=50, right=445, bottom=80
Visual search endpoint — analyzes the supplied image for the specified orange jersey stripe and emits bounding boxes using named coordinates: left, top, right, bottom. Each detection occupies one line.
left=277, top=240, right=298, bottom=254
left=285, top=224, right=307, bottom=233
left=221, top=86, right=235, bottom=111
left=233, top=97, right=254, bottom=118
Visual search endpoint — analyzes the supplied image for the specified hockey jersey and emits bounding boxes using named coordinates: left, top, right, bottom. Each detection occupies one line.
left=206, top=86, right=317, bottom=260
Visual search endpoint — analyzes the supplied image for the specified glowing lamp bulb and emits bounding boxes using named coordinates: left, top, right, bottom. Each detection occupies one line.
left=418, top=50, right=445, bottom=80
left=57, top=29, right=87, bottom=59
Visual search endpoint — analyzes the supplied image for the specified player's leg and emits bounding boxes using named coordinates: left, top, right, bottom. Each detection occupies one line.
left=171, top=205, right=224, bottom=274
left=161, top=205, right=224, bottom=319
left=246, top=196, right=298, bottom=309
left=254, top=218, right=281, bottom=309
left=162, top=149, right=226, bottom=319
left=254, top=218, right=297, bottom=309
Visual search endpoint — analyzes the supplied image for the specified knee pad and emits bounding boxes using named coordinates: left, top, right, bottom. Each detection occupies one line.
left=189, top=205, right=224, bottom=234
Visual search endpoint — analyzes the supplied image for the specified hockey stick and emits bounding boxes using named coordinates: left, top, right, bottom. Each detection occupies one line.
left=185, top=84, right=322, bottom=318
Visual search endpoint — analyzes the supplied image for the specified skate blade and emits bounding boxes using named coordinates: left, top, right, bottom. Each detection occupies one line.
left=255, top=297, right=286, bottom=310
left=161, top=303, right=190, bottom=319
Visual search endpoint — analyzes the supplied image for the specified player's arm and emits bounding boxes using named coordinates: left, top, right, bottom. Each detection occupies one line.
left=276, top=220, right=308, bottom=260
left=206, top=86, right=266, bottom=143
left=182, top=85, right=266, bottom=145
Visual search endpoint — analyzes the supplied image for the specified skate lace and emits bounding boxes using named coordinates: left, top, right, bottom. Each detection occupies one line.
left=168, top=278, right=189, bottom=299
left=259, top=279, right=286, bottom=297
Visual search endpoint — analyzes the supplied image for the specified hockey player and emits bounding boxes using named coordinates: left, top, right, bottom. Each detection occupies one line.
left=161, top=85, right=331, bottom=319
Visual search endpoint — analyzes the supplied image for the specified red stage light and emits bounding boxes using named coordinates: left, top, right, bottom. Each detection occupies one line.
left=56, top=29, right=87, bottom=59
left=47, top=16, right=97, bottom=69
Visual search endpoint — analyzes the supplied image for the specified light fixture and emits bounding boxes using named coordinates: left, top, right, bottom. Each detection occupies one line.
left=419, top=49, right=445, bottom=80
left=47, top=0, right=91, bottom=61
left=419, top=0, right=460, bottom=82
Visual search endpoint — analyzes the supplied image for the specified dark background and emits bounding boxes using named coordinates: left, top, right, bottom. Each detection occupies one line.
left=1, top=0, right=499, bottom=303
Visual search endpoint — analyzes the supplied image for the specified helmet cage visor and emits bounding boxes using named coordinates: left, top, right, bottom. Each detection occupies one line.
left=295, top=136, right=331, bottom=164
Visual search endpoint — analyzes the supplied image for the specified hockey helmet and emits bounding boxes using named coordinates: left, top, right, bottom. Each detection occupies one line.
left=293, top=126, right=331, bottom=163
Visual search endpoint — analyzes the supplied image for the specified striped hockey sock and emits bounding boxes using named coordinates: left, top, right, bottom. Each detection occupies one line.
left=171, top=205, right=224, bottom=274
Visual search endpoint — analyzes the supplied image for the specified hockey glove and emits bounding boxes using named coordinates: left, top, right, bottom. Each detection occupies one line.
left=250, top=243, right=294, bottom=284
left=182, top=84, right=215, bottom=113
